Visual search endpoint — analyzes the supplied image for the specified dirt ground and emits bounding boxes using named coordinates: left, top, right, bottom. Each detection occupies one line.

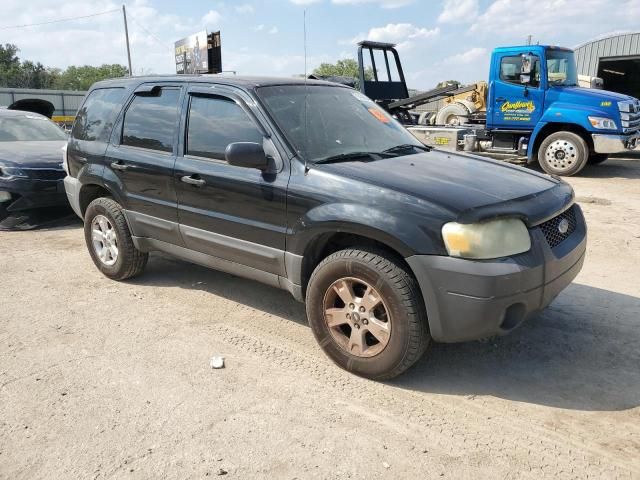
left=1, top=157, right=639, bottom=479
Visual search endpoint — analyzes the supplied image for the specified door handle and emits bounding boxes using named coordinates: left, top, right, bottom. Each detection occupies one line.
left=111, top=161, right=128, bottom=171
left=181, top=175, right=206, bottom=187
left=495, top=97, right=506, bottom=103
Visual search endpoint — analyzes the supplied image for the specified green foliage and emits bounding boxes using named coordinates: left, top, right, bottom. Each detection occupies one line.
left=312, top=59, right=373, bottom=87
left=0, top=44, right=128, bottom=90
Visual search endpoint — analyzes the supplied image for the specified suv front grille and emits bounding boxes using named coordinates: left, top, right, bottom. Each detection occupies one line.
left=539, top=206, right=577, bottom=248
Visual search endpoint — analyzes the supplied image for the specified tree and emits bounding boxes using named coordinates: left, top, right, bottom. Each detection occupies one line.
left=53, top=64, right=129, bottom=91
left=0, top=43, right=128, bottom=90
left=312, top=59, right=373, bottom=87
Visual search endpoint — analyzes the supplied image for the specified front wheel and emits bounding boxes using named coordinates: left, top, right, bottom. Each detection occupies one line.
left=306, top=248, right=430, bottom=380
left=538, top=131, right=589, bottom=176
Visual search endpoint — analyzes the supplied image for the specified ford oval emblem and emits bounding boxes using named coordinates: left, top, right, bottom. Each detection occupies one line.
left=558, top=218, right=570, bottom=234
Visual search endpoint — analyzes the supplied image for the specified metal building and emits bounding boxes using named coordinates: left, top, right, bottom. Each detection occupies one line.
left=575, top=32, right=640, bottom=98
left=0, top=88, right=86, bottom=124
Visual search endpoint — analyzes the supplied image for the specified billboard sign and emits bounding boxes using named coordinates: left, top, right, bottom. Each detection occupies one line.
left=175, top=31, right=208, bottom=74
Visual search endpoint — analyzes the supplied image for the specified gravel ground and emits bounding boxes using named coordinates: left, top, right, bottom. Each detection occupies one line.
left=1, top=157, right=639, bottom=479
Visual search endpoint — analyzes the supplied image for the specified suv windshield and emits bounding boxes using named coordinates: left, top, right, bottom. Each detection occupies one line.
left=546, top=50, right=578, bottom=87
left=256, top=85, right=425, bottom=163
left=0, top=115, right=66, bottom=142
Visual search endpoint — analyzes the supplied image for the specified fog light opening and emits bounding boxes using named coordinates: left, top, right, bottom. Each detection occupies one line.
left=500, top=303, right=527, bottom=331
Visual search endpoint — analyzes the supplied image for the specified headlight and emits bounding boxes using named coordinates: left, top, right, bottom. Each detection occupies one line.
left=442, top=218, right=531, bottom=259
left=0, top=167, right=28, bottom=178
left=588, top=116, right=617, bottom=130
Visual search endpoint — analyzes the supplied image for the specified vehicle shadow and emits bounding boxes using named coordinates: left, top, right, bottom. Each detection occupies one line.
left=392, top=283, right=640, bottom=412
left=132, top=255, right=640, bottom=412
left=0, top=206, right=81, bottom=231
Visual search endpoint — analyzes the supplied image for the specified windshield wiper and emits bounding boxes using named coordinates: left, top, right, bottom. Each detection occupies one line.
left=313, top=151, right=392, bottom=165
left=382, top=143, right=431, bottom=155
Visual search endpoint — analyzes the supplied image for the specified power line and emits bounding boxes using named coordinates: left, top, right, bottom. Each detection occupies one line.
left=129, top=16, right=174, bottom=54
left=0, top=9, right=120, bottom=30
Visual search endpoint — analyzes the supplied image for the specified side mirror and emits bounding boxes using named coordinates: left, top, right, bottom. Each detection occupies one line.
left=225, top=142, right=269, bottom=170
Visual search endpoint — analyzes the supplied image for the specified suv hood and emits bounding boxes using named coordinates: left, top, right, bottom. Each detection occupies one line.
left=0, top=141, right=66, bottom=168
left=316, top=150, right=573, bottom=226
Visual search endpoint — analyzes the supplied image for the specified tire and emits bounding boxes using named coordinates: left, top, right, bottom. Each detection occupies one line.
left=537, top=131, right=589, bottom=176
left=84, top=197, right=148, bottom=280
left=435, top=103, right=469, bottom=126
left=588, top=153, right=609, bottom=165
left=306, top=248, right=430, bottom=380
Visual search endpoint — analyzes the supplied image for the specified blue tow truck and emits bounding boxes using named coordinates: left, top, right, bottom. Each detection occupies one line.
left=355, top=41, right=640, bottom=176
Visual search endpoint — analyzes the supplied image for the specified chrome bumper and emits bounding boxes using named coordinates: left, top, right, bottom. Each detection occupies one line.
left=592, top=132, right=640, bottom=154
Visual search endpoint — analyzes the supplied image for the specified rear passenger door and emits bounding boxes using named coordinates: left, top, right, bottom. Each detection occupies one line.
left=173, top=86, right=289, bottom=276
left=105, top=84, right=184, bottom=245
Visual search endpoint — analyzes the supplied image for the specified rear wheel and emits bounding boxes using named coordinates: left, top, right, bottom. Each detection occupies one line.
left=537, top=131, right=589, bottom=176
left=306, top=248, right=430, bottom=380
left=84, top=197, right=148, bottom=280
left=435, top=103, right=469, bottom=126
left=588, top=153, right=609, bottom=165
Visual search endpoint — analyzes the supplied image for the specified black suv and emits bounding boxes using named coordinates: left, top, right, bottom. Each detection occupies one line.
left=64, top=76, right=586, bottom=379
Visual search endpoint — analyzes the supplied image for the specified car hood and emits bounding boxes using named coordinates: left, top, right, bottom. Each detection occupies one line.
left=316, top=150, right=573, bottom=226
left=0, top=141, right=66, bottom=168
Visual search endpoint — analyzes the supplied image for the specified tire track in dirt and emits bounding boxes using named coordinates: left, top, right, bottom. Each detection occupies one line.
left=211, top=322, right=636, bottom=479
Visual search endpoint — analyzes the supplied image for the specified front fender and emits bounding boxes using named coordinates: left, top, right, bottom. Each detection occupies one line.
left=287, top=202, right=445, bottom=258
left=528, top=103, right=612, bottom=159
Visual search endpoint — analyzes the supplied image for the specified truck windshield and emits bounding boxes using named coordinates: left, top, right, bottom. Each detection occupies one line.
left=546, top=50, right=578, bottom=87
left=256, top=85, right=425, bottom=163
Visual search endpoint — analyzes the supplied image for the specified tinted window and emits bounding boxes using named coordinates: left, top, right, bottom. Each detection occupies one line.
left=500, top=55, right=540, bottom=87
left=0, top=115, right=66, bottom=142
left=122, top=88, right=180, bottom=152
left=186, top=95, right=263, bottom=160
left=72, top=88, right=126, bottom=142
left=547, top=50, right=578, bottom=86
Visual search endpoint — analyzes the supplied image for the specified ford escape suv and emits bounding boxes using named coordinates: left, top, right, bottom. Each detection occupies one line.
left=64, top=76, right=586, bottom=379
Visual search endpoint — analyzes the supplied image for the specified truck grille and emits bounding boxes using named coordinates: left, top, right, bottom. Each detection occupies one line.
left=24, top=168, right=66, bottom=180
left=539, top=206, right=577, bottom=248
left=619, top=99, right=640, bottom=134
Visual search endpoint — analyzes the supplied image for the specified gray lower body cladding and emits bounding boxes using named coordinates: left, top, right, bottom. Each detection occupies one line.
left=407, top=206, right=587, bottom=343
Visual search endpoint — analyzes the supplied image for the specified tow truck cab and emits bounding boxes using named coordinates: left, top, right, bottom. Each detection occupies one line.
left=356, top=41, right=640, bottom=176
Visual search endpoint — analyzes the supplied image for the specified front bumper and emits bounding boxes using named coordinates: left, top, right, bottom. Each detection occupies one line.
left=592, top=132, right=640, bottom=154
left=0, top=177, right=68, bottom=212
left=407, top=205, right=587, bottom=343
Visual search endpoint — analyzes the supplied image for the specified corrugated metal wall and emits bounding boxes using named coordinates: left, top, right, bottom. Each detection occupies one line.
left=576, top=33, right=640, bottom=76
left=0, top=88, right=86, bottom=117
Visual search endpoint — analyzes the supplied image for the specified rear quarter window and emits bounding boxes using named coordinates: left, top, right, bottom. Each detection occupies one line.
left=71, top=87, right=126, bottom=142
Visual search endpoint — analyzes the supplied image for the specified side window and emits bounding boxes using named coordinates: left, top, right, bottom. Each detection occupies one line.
left=500, top=55, right=540, bottom=87
left=186, top=95, right=263, bottom=161
left=71, top=88, right=126, bottom=142
left=122, top=88, right=180, bottom=152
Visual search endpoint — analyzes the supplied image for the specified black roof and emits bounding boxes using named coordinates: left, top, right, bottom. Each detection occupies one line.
left=91, top=74, right=347, bottom=90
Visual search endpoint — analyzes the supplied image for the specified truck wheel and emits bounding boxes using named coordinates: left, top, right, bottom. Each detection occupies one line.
left=306, top=248, right=430, bottom=380
left=84, top=197, right=148, bottom=280
left=435, top=103, right=469, bottom=126
left=588, top=153, right=609, bottom=165
left=538, top=131, right=589, bottom=176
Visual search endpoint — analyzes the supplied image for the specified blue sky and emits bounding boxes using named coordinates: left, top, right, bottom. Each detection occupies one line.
left=2, top=0, right=640, bottom=89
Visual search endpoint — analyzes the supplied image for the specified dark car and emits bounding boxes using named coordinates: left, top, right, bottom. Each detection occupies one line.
left=64, top=76, right=586, bottom=379
left=0, top=109, right=68, bottom=220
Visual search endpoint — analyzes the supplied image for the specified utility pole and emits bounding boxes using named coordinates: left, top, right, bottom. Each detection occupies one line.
left=526, top=34, right=532, bottom=46
left=122, top=5, right=133, bottom=76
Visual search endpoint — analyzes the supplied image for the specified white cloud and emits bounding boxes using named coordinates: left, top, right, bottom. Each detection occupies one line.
left=470, top=0, right=640, bottom=39
left=235, top=4, right=255, bottom=14
left=201, top=9, right=222, bottom=25
left=441, top=47, right=487, bottom=65
left=331, top=0, right=414, bottom=7
left=437, top=0, right=479, bottom=24
left=268, top=26, right=279, bottom=34
left=289, top=0, right=322, bottom=5
left=350, top=23, right=439, bottom=50
left=254, top=24, right=265, bottom=31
